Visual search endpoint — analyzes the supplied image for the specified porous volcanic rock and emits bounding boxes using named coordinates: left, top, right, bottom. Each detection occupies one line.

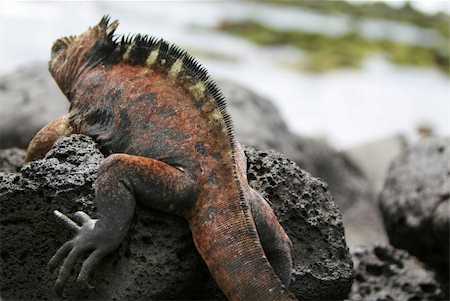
left=0, top=135, right=102, bottom=299
left=379, top=137, right=449, bottom=277
left=244, top=147, right=353, bottom=300
left=350, top=245, right=445, bottom=301
left=0, top=134, right=352, bottom=300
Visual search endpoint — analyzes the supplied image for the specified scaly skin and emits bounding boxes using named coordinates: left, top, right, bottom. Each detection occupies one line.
left=25, top=16, right=296, bottom=300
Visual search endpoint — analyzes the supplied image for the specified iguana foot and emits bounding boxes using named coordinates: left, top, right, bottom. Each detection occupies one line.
left=48, top=153, right=198, bottom=296
left=48, top=210, right=117, bottom=295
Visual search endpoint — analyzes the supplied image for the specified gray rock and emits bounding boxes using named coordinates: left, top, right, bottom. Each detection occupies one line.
left=220, top=80, right=385, bottom=249
left=379, top=137, right=450, bottom=297
left=0, top=135, right=209, bottom=300
left=0, top=148, right=26, bottom=172
left=0, top=135, right=102, bottom=300
left=0, top=62, right=380, bottom=249
left=0, top=134, right=352, bottom=300
left=291, top=136, right=387, bottom=249
left=0, top=62, right=68, bottom=149
left=218, top=80, right=301, bottom=162
left=219, top=79, right=371, bottom=208
left=292, top=136, right=373, bottom=213
left=343, top=135, right=406, bottom=193
left=432, top=198, right=450, bottom=247
left=244, top=147, right=353, bottom=300
left=379, top=137, right=450, bottom=272
left=350, top=245, right=445, bottom=301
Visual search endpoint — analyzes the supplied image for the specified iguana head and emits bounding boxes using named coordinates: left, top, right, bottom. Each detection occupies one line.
left=49, top=16, right=118, bottom=97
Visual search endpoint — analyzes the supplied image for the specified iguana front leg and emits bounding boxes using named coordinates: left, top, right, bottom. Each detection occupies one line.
left=48, top=153, right=198, bottom=295
left=24, top=113, right=74, bottom=163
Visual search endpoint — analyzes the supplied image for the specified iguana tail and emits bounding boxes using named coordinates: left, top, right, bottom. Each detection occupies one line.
left=188, top=187, right=297, bottom=301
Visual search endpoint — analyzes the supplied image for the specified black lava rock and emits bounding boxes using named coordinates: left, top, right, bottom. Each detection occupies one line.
left=1, top=134, right=352, bottom=300
left=350, top=245, right=445, bottom=301
left=0, top=135, right=102, bottom=300
left=0, top=148, right=26, bottom=173
left=379, top=137, right=449, bottom=294
left=244, top=146, right=353, bottom=300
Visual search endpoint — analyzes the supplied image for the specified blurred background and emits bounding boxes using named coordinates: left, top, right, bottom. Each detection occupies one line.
left=0, top=0, right=449, bottom=285
left=1, top=0, right=448, bottom=148
left=1, top=2, right=449, bottom=297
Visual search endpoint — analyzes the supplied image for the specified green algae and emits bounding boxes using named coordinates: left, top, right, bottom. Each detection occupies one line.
left=217, top=20, right=449, bottom=74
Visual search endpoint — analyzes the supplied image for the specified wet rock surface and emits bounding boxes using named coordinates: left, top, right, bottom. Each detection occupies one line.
left=0, top=134, right=352, bottom=300
left=350, top=245, right=445, bottom=301
left=379, top=137, right=450, bottom=282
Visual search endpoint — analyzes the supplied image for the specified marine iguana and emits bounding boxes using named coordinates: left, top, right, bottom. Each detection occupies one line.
left=25, top=16, right=296, bottom=300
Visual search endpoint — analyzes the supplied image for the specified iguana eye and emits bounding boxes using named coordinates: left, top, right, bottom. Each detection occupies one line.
left=51, top=40, right=67, bottom=59
left=51, top=36, right=74, bottom=59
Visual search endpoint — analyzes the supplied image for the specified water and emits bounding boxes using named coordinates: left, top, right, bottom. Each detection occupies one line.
left=222, top=3, right=445, bottom=47
left=0, top=1, right=448, bottom=149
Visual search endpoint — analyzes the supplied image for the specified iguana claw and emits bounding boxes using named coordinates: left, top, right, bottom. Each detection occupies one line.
left=49, top=210, right=109, bottom=296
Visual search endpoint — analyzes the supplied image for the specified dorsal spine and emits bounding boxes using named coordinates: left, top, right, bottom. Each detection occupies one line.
left=108, top=31, right=233, bottom=146
left=108, top=27, right=252, bottom=226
